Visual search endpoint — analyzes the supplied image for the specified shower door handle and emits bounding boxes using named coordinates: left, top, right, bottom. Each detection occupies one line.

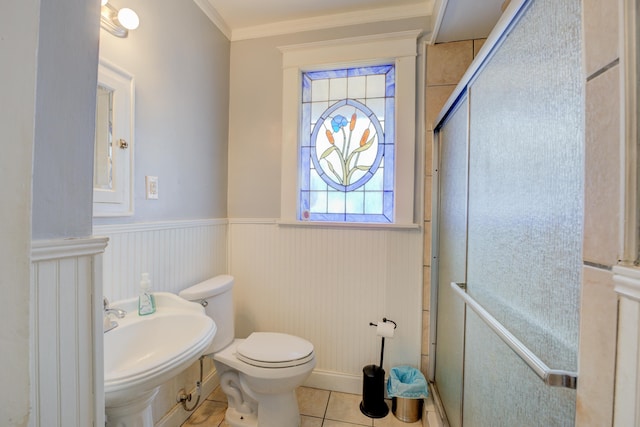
left=451, top=282, right=578, bottom=389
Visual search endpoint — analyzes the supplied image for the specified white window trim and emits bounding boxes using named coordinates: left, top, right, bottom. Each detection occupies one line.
left=278, top=30, right=422, bottom=226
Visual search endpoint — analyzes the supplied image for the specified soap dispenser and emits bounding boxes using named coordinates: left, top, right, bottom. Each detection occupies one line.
left=138, top=272, right=156, bottom=315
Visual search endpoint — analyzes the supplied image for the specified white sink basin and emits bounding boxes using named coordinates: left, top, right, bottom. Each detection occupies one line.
left=103, top=292, right=216, bottom=426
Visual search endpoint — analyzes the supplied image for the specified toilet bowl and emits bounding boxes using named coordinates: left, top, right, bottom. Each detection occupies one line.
left=179, top=275, right=316, bottom=427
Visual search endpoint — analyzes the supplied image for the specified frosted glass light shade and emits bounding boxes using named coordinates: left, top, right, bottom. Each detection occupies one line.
left=117, top=8, right=139, bottom=30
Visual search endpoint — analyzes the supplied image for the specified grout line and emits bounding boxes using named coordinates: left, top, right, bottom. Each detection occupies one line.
left=193, top=386, right=402, bottom=426
left=583, top=260, right=613, bottom=271
left=586, top=58, right=619, bottom=82
left=323, top=390, right=331, bottom=420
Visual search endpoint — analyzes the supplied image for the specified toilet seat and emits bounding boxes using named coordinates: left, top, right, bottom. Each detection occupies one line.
left=236, top=332, right=314, bottom=368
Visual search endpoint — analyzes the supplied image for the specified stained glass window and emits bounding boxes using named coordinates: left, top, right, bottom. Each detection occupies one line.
left=300, top=65, right=395, bottom=223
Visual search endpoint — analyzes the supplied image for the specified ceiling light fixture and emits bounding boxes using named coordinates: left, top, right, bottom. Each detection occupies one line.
left=100, top=1, right=139, bottom=38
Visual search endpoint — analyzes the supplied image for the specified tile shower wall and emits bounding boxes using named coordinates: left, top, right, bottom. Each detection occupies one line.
left=423, top=38, right=485, bottom=376
left=577, top=0, right=621, bottom=425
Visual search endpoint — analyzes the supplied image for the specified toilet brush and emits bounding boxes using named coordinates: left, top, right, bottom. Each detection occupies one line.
left=360, top=318, right=397, bottom=418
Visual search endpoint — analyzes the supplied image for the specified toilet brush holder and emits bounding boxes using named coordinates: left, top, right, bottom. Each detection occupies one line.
left=360, top=318, right=397, bottom=419
left=360, top=364, right=388, bottom=418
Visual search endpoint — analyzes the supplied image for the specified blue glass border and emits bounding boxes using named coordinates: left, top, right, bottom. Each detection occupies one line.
left=300, top=64, right=395, bottom=223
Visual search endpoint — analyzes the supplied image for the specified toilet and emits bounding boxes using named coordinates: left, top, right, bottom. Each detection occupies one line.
left=179, top=275, right=316, bottom=427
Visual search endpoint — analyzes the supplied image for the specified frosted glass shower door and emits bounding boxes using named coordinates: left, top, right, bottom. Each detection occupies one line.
left=463, top=0, right=583, bottom=425
left=433, top=98, right=469, bottom=427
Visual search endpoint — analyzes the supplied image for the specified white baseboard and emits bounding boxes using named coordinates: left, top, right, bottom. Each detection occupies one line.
left=155, top=369, right=220, bottom=427
left=304, top=369, right=363, bottom=395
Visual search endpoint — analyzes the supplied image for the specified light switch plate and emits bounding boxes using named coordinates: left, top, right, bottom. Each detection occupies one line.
left=145, top=176, right=158, bottom=199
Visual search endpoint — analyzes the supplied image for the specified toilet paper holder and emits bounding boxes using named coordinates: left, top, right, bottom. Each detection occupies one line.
left=360, top=317, right=398, bottom=419
left=369, top=317, right=397, bottom=330
left=368, top=318, right=397, bottom=367
left=369, top=317, right=397, bottom=328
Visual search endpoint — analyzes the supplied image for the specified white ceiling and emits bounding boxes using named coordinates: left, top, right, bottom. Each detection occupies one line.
left=433, top=0, right=505, bottom=43
left=194, top=0, right=505, bottom=42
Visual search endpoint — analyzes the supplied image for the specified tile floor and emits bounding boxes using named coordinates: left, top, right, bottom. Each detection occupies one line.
left=182, top=386, right=438, bottom=427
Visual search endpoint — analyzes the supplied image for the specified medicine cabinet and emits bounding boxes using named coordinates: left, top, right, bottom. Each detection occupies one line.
left=93, top=58, right=134, bottom=217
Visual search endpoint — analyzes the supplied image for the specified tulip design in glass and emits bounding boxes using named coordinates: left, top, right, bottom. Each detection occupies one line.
left=311, top=100, right=383, bottom=191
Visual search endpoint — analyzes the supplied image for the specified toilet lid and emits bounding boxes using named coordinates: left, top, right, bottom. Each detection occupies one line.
left=236, top=332, right=314, bottom=368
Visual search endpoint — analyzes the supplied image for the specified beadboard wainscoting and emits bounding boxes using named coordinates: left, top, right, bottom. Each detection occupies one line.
left=94, top=219, right=228, bottom=301
left=93, top=219, right=228, bottom=425
left=30, top=237, right=109, bottom=427
left=228, top=219, right=424, bottom=394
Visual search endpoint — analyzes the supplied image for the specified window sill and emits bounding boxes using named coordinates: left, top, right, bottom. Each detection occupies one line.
left=276, top=219, right=421, bottom=230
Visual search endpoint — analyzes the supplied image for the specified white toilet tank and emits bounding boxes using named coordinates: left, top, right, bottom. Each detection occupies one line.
left=179, top=275, right=234, bottom=355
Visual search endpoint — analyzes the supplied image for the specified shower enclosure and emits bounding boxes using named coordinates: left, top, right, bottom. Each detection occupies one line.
left=430, top=0, right=584, bottom=425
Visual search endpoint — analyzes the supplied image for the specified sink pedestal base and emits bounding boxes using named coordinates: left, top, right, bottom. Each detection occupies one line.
left=106, top=387, right=160, bottom=427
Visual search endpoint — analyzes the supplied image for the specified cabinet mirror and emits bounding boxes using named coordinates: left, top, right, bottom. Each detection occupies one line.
left=93, top=59, right=134, bottom=217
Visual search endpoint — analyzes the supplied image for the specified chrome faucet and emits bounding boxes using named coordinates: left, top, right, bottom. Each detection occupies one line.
left=103, top=297, right=127, bottom=333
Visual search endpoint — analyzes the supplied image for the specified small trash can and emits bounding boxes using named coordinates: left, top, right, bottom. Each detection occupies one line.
left=392, top=396, right=423, bottom=423
left=387, top=366, right=429, bottom=423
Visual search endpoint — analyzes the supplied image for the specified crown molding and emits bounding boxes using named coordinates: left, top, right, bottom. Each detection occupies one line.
left=233, top=3, right=431, bottom=41
left=426, top=0, right=448, bottom=44
left=194, top=1, right=432, bottom=42
left=192, top=0, right=232, bottom=39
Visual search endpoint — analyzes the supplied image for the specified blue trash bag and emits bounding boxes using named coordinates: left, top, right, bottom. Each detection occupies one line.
left=387, top=366, right=429, bottom=399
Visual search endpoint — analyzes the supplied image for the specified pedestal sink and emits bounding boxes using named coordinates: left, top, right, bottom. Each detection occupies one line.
left=104, top=292, right=216, bottom=427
